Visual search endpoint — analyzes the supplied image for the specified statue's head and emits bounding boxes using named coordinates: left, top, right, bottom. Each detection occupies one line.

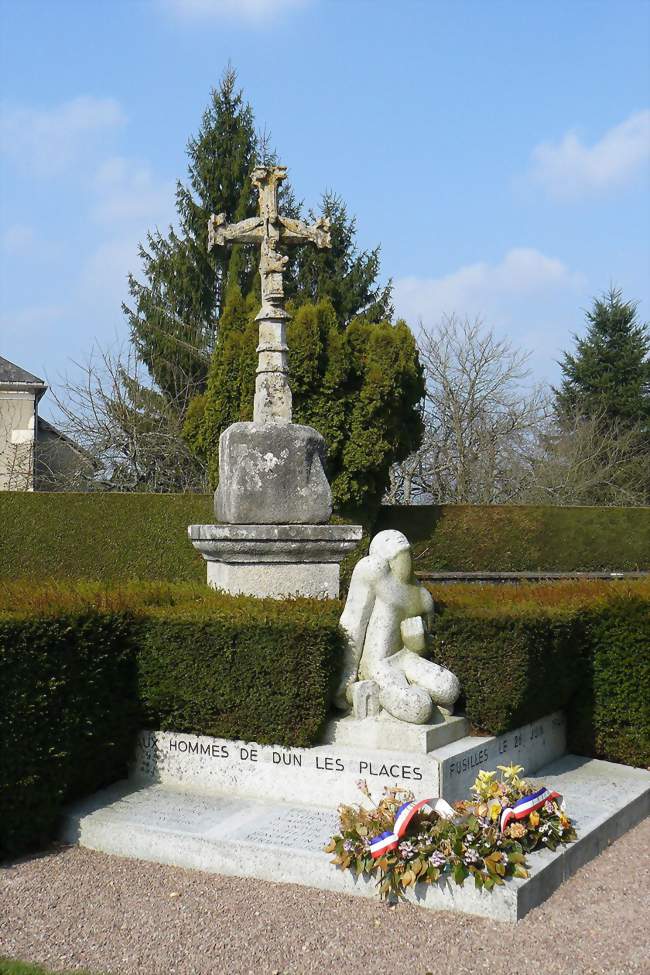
left=369, top=530, right=412, bottom=583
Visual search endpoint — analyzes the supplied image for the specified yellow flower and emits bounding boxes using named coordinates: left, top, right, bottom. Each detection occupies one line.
left=487, top=798, right=502, bottom=822
left=497, top=763, right=525, bottom=781
left=559, top=814, right=570, bottom=829
left=529, top=811, right=540, bottom=828
left=508, top=823, right=527, bottom=839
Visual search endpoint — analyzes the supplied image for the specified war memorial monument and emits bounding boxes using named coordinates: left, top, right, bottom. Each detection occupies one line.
left=62, top=165, right=650, bottom=922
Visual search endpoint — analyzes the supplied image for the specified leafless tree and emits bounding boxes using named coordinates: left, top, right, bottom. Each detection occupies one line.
left=50, top=345, right=208, bottom=493
left=387, top=315, right=547, bottom=504
left=522, top=410, right=649, bottom=507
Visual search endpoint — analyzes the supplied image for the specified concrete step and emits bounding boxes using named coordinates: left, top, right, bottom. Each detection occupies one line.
left=61, top=754, right=650, bottom=923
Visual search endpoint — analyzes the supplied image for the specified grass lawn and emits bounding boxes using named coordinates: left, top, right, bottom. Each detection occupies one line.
left=0, top=958, right=98, bottom=975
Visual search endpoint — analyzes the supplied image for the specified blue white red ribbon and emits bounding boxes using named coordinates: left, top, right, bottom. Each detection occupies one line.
left=369, top=797, right=455, bottom=859
left=499, top=786, right=561, bottom=833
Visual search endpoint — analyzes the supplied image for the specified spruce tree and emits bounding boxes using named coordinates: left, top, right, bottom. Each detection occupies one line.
left=555, top=288, right=650, bottom=431
left=286, top=193, right=393, bottom=324
left=124, top=69, right=425, bottom=505
left=124, top=67, right=258, bottom=409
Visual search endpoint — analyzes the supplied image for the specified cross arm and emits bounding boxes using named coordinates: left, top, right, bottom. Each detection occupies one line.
left=278, top=215, right=331, bottom=250
left=208, top=213, right=264, bottom=250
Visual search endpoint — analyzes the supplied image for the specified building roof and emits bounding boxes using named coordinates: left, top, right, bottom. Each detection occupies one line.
left=37, top=416, right=97, bottom=465
left=0, top=355, right=46, bottom=386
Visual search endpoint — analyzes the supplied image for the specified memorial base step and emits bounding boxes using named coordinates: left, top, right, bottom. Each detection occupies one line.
left=61, top=755, right=650, bottom=923
left=131, top=710, right=568, bottom=807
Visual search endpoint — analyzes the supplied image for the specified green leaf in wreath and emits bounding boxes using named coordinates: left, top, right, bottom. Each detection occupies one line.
left=453, top=863, right=468, bottom=886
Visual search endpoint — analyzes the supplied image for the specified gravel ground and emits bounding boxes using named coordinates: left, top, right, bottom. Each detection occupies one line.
left=1, top=818, right=649, bottom=975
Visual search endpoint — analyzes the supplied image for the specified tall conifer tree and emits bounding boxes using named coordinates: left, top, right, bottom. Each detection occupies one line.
left=555, top=288, right=650, bottom=431
left=124, top=67, right=258, bottom=409
left=286, top=193, right=393, bottom=323
left=125, top=69, right=424, bottom=505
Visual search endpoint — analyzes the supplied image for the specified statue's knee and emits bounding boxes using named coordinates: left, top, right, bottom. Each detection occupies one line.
left=379, top=682, right=432, bottom=724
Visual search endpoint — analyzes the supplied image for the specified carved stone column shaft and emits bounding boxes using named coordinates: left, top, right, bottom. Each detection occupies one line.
left=254, top=307, right=292, bottom=424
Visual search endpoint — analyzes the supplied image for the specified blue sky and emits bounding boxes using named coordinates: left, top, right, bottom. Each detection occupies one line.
left=1, top=0, right=649, bottom=417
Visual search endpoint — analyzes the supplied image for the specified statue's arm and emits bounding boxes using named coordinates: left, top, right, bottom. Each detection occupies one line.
left=334, top=558, right=376, bottom=710
left=420, top=582, right=435, bottom=633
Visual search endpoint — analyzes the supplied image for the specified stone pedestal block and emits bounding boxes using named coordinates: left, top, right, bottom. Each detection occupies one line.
left=188, top=523, right=363, bottom=599
left=214, top=421, right=332, bottom=525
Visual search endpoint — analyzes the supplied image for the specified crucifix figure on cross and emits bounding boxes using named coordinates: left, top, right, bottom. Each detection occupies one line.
left=208, top=166, right=331, bottom=424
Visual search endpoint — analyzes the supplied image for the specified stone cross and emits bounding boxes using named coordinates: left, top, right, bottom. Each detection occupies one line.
left=208, top=165, right=331, bottom=424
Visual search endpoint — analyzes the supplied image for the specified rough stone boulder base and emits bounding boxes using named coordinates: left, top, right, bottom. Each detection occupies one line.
left=215, top=421, right=332, bottom=525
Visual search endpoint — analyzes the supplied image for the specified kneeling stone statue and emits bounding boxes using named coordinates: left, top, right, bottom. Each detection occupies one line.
left=335, top=530, right=460, bottom=724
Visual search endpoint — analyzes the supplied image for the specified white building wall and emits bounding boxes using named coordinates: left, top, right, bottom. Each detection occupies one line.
left=0, top=389, right=37, bottom=490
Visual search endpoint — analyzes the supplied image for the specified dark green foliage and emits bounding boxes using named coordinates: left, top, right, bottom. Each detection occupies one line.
left=0, top=491, right=213, bottom=583
left=124, top=68, right=258, bottom=405
left=285, top=193, right=393, bottom=323
left=428, top=583, right=650, bottom=766
left=555, top=287, right=650, bottom=431
left=187, top=286, right=259, bottom=484
left=0, top=612, right=139, bottom=858
left=376, top=504, right=650, bottom=572
left=430, top=610, right=578, bottom=735
left=569, top=597, right=650, bottom=767
left=193, top=299, right=425, bottom=508
left=0, top=588, right=343, bottom=857
left=136, top=597, right=342, bottom=746
left=2, top=495, right=649, bottom=586
left=1, top=580, right=648, bottom=860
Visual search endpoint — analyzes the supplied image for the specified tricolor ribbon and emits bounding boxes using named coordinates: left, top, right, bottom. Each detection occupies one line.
left=499, top=786, right=561, bottom=833
left=369, top=796, right=456, bottom=859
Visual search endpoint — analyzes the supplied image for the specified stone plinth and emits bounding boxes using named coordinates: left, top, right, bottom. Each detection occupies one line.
left=215, top=421, right=331, bottom=525
left=188, top=523, right=362, bottom=599
left=322, top=710, right=470, bottom=754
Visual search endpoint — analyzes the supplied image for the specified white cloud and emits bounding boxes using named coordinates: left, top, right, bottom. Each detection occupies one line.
left=92, top=156, right=175, bottom=230
left=394, top=248, right=584, bottom=325
left=394, top=248, right=587, bottom=381
left=1, top=224, right=36, bottom=256
left=530, top=110, right=650, bottom=199
left=0, top=95, right=125, bottom=175
left=162, top=0, right=309, bottom=24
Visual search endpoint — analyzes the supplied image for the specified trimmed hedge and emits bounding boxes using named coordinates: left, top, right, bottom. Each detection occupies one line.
left=0, top=611, right=139, bottom=857
left=2, top=580, right=648, bottom=858
left=569, top=597, right=650, bottom=768
left=135, top=596, right=343, bottom=746
left=0, top=492, right=213, bottom=583
left=0, top=585, right=343, bottom=857
left=430, top=612, right=578, bottom=736
left=377, top=504, right=650, bottom=572
left=427, top=580, right=650, bottom=768
left=1, top=494, right=649, bottom=583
